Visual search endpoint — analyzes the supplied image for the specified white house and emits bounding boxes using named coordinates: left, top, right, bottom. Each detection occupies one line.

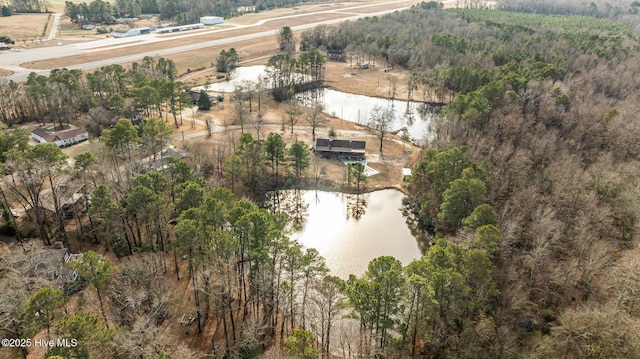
left=31, top=127, right=89, bottom=147
left=200, top=16, right=224, bottom=25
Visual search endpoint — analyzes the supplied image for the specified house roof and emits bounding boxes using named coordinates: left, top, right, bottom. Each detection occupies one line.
left=31, top=127, right=57, bottom=142
left=31, top=127, right=88, bottom=142
left=315, top=138, right=366, bottom=153
left=21, top=248, right=69, bottom=278
left=38, top=183, right=86, bottom=213
left=56, top=128, right=87, bottom=140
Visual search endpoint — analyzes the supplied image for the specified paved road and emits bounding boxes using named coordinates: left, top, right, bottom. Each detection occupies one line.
left=46, top=13, right=61, bottom=41
left=0, top=0, right=418, bottom=82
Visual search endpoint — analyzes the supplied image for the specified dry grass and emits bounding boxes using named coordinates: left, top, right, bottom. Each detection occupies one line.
left=47, top=0, right=72, bottom=12
left=0, top=68, right=15, bottom=77
left=0, top=13, right=50, bottom=40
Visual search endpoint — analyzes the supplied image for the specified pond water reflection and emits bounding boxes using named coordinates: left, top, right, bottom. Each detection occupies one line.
left=266, top=189, right=421, bottom=278
left=199, top=65, right=439, bottom=144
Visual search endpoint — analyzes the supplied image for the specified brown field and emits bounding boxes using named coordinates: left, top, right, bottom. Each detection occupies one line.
left=48, top=0, right=85, bottom=12
left=0, top=13, right=50, bottom=41
left=0, top=68, right=14, bottom=76
left=182, top=59, right=430, bottom=104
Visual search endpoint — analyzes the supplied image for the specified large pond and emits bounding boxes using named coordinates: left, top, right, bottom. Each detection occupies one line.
left=196, top=65, right=438, bottom=144
left=266, top=189, right=422, bottom=278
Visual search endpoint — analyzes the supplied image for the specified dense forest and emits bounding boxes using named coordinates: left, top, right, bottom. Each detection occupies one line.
left=333, top=1, right=640, bottom=357
left=4, top=0, right=640, bottom=357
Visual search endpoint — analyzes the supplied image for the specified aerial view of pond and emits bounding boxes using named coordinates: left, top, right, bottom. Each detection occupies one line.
left=266, top=189, right=422, bottom=278
left=198, top=65, right=438, bottom=144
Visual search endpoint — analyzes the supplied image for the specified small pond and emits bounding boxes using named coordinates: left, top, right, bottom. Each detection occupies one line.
left=266, top=189, right=422, bottom=278
left=197, top=65, right=439, bottom=144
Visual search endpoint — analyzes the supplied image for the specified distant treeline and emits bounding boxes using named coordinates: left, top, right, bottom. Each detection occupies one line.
left=498, top=0, right=640, bottom=17
left=2, top=0, right=49, bottom=13
left=63, top=0, right=329, bottom=25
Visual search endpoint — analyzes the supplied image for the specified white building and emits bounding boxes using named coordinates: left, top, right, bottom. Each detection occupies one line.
left=155, top=23, right=205, bottom=34
left=111, top=27, right=151, bottom=38
left=237, top=6, right=255, bottom=13
left=200, top=16, right=224, bottom=25
left=31, top=127, right=89, bottom=147
left=402, top=168, right=412, bottom=181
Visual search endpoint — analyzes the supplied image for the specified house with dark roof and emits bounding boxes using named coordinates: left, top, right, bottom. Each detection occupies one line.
left=20, top=246, right=80, bottom=289
left=31, top=127, right=89, bottom=147
left=38, top=183, right=89, bottom=219
left=314, top=138, right=366, bottom=161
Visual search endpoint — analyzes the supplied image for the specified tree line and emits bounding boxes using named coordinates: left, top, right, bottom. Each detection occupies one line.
left=3, top=0, right=49, bottom=13
left=0, top=56, right=191, bottom=131
left=298, top=1, right=638, bottom=103
left=62, top=0, right=332, bottom=26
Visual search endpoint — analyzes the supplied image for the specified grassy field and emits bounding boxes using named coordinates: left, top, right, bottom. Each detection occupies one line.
left=0, top=13, right=50, bottom=41
left=48, top=0, right=68, bottom=12
left=0, top=0, right=110, bottom=41
left=48, top=0, right=113, bottom=12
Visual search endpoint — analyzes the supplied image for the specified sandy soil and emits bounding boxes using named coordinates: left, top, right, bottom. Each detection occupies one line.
left=0, top=68, right=15, bottom=76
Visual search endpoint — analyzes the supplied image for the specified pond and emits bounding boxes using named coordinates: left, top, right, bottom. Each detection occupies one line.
left=266, top=189, right=422, bottom=278
left=197, top=65, right=438, bottom=144
left=311, top=88, right=436, bottom=145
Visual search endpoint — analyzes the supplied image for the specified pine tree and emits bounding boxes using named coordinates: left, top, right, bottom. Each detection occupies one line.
left=197, top=90, right=211, bottom=110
